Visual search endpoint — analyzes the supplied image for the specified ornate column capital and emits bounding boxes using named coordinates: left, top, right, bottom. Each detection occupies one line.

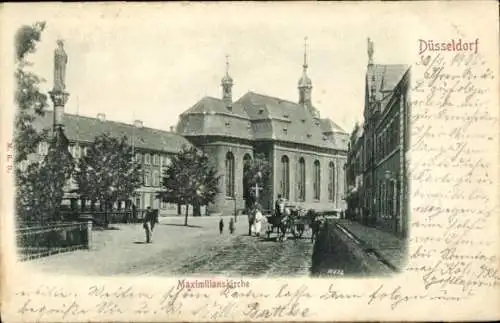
left=49, top=90, right=70, bottom=107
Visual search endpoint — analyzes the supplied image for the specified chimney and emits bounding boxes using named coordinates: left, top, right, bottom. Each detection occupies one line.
left=133, top=120, right=143, bottom=128
left=97, top=113, right=106, bottom=121
left=170, top=126, right=175, bottom=132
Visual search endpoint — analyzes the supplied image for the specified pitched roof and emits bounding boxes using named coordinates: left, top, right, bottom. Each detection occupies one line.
left=34, top=111, right=192, bottom=154
left=369, top=64, right=409, bottom=94
left=177, top=91, right=348, bottom=151
left=320, top=118, right=346, bottom=134
left=179, top=96, right=253, bottom=140
left=181, top=96, right=248, bottom=119
left=239, top=91, right=347, bottom=150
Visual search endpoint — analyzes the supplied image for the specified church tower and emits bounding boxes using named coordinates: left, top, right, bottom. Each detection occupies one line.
left=221, top=55, right=233, bottom=105
left=298, top=37, right=313, bottom=111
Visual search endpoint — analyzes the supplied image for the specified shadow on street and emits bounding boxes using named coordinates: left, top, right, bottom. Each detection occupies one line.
left=160, top=223, right=203, bottom=228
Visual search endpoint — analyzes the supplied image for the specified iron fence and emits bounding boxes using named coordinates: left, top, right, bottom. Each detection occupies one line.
left=16, top=221, right=92, bottom=261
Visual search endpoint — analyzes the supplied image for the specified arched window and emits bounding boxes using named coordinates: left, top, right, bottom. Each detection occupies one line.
left=225, top=152, right=235, bottom=197
left=297, top=158, right=306, bottom=201
left=243, top=154, right=252, bottom=200
left=313, top=160, right=321, bottom=200
left=144, top=170, right=151, bottom=186
left=281, top=155, right=290, bottom=200
left=328, top=162, right=335, bottom=201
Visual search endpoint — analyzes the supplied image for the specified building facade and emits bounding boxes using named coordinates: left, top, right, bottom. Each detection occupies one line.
left=31, top=112, right=193, bottom=216
left=177, top=47, right=349, bottom=215
left=345, top=38, right=410, bottom=237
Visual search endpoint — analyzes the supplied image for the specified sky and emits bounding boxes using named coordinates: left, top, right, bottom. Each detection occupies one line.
left=18, top=4, right=415, bottom=133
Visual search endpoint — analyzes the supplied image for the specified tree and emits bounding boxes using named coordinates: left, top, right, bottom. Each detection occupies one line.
left=75, top=133, right=141, bottom=226
left=14, top=21, right=48, bottom=164
left=243, top=152, right=271, bottom=208
left=159, top=146, right=220, bottom=226
left=14, top=22, right=53, bottom=222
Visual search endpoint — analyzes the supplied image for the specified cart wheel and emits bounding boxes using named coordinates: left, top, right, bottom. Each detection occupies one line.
left=297, top=226, right=304, bottom=238
left=292, top=224, right=304, bottom=238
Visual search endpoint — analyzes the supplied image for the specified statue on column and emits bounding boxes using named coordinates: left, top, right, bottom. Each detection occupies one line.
left=367, top=37, right=374, bottom=65
left=53, top=39, right=68, bottom=92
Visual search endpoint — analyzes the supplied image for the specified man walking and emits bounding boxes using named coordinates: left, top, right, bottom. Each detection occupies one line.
left=219, top=218, right=224, bottom=234
left=143, top=207, right=156, bottom=243
left=275, top=194, right=285, bottom=218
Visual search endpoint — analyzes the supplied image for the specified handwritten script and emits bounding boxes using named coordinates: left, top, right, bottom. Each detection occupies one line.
left=408, top=50, right=499, bottom=299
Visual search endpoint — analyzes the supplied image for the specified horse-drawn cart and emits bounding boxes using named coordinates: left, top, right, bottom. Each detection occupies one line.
left=265, top=205, right=318, bottom=241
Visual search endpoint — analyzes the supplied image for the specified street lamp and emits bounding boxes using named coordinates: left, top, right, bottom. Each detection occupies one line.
left=233, top=193, right=237, bottom=223
left=384, top=170, right=398, bottom=234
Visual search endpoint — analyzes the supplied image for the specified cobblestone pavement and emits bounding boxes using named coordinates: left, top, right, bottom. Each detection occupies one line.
left=25, top=216, right=313, bottom=277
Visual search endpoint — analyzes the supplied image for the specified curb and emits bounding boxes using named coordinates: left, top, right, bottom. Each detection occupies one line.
left=335, top=223, right=399, bottom=272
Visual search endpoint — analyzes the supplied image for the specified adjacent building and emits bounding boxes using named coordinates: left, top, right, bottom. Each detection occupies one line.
left=345, top=38, right=410, bottom=237
left=31, top=112, right=192, bottom=215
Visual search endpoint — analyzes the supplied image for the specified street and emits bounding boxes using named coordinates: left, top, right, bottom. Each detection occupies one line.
left=25, top=216, right=314, bottom=277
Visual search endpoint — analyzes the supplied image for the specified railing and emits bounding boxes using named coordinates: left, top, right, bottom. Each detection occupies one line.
left=16, top=221, right=92, bottom=261
left=60, top=209, right=158, bottom=227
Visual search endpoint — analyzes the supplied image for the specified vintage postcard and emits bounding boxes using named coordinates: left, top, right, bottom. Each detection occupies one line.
left=1, top=1, right=499, bottom=322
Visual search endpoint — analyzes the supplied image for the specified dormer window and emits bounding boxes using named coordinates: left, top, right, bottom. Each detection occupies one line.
left=307, top=133, right=312, bottom=138
left=227, top=104, right=232, bottom=111
left=225, top=121, right=231, bottom=127
left=283, top=127, right=288, bottom=134
left=259, top=108, right=264, bottom=114
left=301, top=119, right=306, bottom=123
left=283, top=114, right=289, bottom=118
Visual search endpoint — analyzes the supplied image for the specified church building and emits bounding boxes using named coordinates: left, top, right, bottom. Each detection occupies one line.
left=177, top=43, right=349, bottom=215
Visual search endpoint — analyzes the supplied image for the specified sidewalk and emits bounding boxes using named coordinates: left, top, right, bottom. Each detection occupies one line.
left=335, top=219, right=407, bottom=271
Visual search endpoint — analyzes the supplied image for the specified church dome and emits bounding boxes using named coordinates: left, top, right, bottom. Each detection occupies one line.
left=298, top=74, right=312, bottom=87
left=221, top=74, right=233, bottom=84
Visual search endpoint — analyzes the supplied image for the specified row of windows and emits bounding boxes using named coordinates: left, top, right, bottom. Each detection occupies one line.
left=376, top=115, right=400, bottom=162
left=38, top=142, right=172, bottom=168
left=143, top=170, right=162, bottom=187
left=135, top=153, right=171, bottom=166
left=283, top=157, right=336, bottom=202
left=224, top=152, right=337, bottom=202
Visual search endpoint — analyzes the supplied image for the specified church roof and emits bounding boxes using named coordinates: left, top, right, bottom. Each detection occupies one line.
left=34, top=111, right=192, bottom=154
left=239, top=91, right=347, bottom=150
left=181, top=96, right=248, bottom=119
left=319, top=118, right=346, bottom=134
left=178, top=96, right=253, bottom=140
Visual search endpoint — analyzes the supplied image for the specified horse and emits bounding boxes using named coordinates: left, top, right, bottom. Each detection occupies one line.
left=276, top=207, right=293, bottom=241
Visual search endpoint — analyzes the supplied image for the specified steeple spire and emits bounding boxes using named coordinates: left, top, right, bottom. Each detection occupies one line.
left=298, top=37, right=313, bottom=113
left=221, top=54, right=233, bottom=104
left=303, top=37, right=308, bottom=70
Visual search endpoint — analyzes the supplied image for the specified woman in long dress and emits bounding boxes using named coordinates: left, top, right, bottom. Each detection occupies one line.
left=253, top=205, right=264, bottom=236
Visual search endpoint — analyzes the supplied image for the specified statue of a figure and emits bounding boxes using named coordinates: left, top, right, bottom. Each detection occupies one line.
left=53, top=40, right=68, bottom=92
left=367, top=37, right=374, bottom=63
